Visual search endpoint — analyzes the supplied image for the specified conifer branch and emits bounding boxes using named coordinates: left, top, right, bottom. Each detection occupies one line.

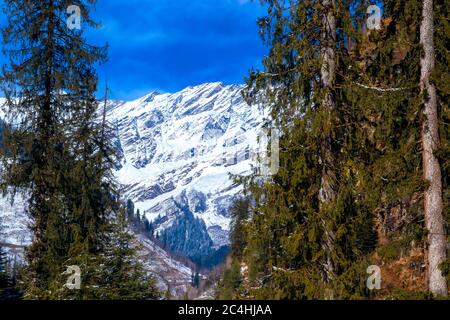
left=352, top=81, right=411, bottom=92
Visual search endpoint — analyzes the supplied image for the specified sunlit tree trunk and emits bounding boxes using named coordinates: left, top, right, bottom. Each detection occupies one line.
left=420, top=0, right=448, bottom=297
left=319, top=0, right=337, bottom=286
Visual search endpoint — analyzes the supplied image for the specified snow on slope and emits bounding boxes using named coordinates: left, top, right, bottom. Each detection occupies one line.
left=137, top=235, right=193, bottom=297
left=0, top=202, right=194, bottom=299
left=0, top=193, right=31, bottom=246
left=107, top=82, right=266, bottom=255
left=0, top=82, right=267, bottom=267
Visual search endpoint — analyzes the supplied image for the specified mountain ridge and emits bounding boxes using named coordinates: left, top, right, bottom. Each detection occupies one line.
left=0, top=81, right=266, bottom=270
left=107, top=82, right=266, bottom=262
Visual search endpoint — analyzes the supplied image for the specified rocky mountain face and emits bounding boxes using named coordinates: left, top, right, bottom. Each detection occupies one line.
left=0, top=82, right=266, bottom=285
left=107, top=82, right=265, bottom=264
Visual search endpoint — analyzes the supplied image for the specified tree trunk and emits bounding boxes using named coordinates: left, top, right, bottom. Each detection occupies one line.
left=420, top=0, right=448, bottom=297
left=319, top=0, right=337, bottom=284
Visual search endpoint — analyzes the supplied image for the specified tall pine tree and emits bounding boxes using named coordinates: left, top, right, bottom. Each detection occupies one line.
left=233, top=0, right=376, bottom=299
left=419, top=0, right=448, bottom=296
left=0, top=0, right=159, bottom=299
left=0, top=246, right=9, bottom=293
left=225, top=0, right=449, bottom=299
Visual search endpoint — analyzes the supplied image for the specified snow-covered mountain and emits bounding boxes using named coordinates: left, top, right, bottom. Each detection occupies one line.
left=0, top=194, right=31, bottom=247
left=0, top=82, right=267, bottom=271
left=107, top=82, right=266, bottom=263
left=0, top=202, right=195, bottom=299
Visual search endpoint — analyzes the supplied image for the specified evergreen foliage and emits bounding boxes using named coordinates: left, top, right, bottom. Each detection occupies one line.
left=191, top=271, right=200, bottom=289
left=0, top=246, right=9, bottom=290
left=221, top=0, right=450, bottom=299
left=229, top=197, right=250, bottom=261
left=126, top=199, right=135, bottom=221
left=0, top=246, right=22, bottom=300
left=218, top=261, right=242, bottom=300
left=0, top=0, right=159, bottom=299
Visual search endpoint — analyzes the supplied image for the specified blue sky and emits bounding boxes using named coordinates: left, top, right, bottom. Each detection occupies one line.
left=0, top=0, right=267, bottom=100
left=90, top=0, right=268, bottom=100
left=0, top=1, right=389, bottom=101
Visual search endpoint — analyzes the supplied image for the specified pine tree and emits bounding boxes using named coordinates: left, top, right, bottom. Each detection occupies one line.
left=0, top=216, right=21, bottom=300
left=229, top=198, right=250, bottom=260
left=347, top=0, right=449, bottom=298
left=235, top=0, right=376, bottom=299
left=193, top=271, right=200, bottom=289
left=217, top=261, right=242, bottom=300
left=419, top=0, right=448, bottom=296
left=0, top=0, right=159, bottom=299
left=229, top=0, right=450, bottom=300
left=0, top=246, right=9, bottom=292
left=144, top=218, right=151, bottom=234
left=126, top=199, right=135, bottom=221
left=0, top=247, right=23, bottom=300
left=136, top=209, right=141, bottom=223
left=94, top=213, right=160, bottom=300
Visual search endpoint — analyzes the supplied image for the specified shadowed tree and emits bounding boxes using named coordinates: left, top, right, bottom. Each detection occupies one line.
left=419, top=0, right=448, bottom=297
left=0, top=0, right=159, bottom=299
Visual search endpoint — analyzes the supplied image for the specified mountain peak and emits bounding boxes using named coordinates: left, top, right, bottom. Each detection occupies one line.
left=108, top=81, right=264, bottom=257
left=141, top=91, right=162, bottom=103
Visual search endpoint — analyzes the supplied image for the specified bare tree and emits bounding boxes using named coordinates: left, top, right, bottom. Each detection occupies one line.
left=319, top=0, right=337, bottom=286
left=419, top=0, right=448, bottom=297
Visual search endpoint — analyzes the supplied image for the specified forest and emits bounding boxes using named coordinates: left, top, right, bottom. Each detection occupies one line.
left=0, top=0, right=449, bottom=300
left=217, top=0, right=450, bottom=300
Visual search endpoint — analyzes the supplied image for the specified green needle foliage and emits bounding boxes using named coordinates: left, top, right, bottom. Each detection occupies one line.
left=222, top=0, right=449, bottom=299
left=0, top=246, right=9, bottom=291
left=0, top=0, right=159, bottom=299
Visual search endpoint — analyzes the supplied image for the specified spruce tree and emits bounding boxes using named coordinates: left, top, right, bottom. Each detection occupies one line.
left=1, top=0, right=159, bottom=299
left=95, top=213, right=160, bottom=300
left=347, top=0, right=449, bottom=298
left=126, top=199, right=135, bottom=221
left=419, top=0, right=448, bottom=296
left=193, top=271, right=200, bottom=289
left=229, top=197, right=250, bottom=260
left=0, top=246, right=9, bottom=292
left=218, top=261, right=242, bottom=300
left=235, top=0, right=376, bottom=299
left=229, top=0, right=449, bottom=299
